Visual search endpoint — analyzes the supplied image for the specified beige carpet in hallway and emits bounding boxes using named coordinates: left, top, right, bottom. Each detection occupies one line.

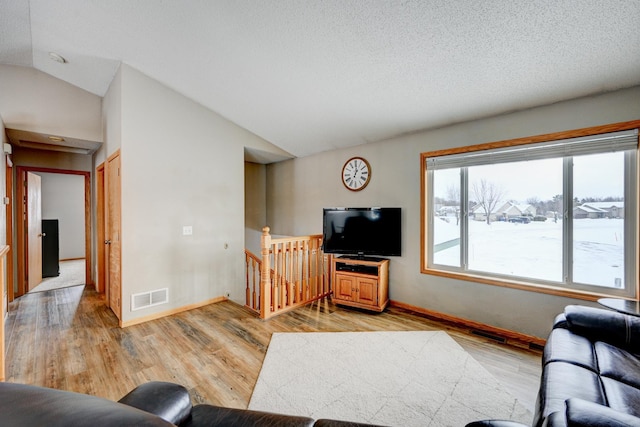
left=30, top=259, right=85, bottom=293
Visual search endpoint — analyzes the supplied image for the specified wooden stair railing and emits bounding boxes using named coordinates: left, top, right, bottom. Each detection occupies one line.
left=244, top=227, right=331, bottom=319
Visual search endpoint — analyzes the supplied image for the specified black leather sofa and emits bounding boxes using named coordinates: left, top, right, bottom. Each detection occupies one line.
left=0, top=380, right=380, bottom=426
left=469, top=304, right=640, bottom=427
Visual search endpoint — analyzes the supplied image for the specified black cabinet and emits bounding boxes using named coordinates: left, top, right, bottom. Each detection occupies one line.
left=42, top=219, right=59, bottom=277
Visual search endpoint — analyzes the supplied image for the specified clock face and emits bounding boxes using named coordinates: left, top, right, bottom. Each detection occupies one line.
left=342, top=157, right=371, bottom=191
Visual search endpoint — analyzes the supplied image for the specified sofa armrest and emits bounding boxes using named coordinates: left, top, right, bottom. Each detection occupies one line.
left=183, top=404, right=315, bottom=427
left=118, top=381, right=192, bottom=426
left=545, top=398, right=640, bottom=427
left=564, top=305, right=640, bottom=353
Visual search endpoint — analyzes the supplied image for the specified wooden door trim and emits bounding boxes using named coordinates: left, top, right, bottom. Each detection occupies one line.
left=96, top=163, right=105, bottom=294
left=26, top=172, right=42, bottom=292
left=0, top=244, right=10, bottom=381
left=15, top=166, right=92, bottom=296
left=5, top=156, right=13, bottom=302
left=106, top=151, right=122, bottom=321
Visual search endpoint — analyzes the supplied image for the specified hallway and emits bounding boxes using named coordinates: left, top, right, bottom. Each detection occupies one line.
left=29, top=259, right=85, bottom=293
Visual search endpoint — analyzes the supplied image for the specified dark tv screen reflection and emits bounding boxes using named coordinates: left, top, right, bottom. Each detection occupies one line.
left=322, top=207, right=401, bottom=257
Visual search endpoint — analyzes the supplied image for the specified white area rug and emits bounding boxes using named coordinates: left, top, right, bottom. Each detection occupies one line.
left=249, top=331, right=532, bottom=426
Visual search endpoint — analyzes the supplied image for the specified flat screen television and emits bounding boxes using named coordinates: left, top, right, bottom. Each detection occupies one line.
left=322, top=207, right=401, bottom=257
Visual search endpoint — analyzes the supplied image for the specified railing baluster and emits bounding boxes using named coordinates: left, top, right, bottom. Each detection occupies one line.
left=252, top=258, right=258, bottom=310
left=248, top=228, right=330, bottom=319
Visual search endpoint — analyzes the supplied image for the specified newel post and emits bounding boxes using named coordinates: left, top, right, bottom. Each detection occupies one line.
left=260, top=227, right=272, bottom=319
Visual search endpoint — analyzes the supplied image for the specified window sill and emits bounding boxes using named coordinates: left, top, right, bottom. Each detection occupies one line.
left=421, top=267, right=632, bottom=302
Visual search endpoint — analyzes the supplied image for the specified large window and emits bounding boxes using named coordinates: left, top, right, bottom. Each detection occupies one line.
left=422, top=125, right=639, bottom=298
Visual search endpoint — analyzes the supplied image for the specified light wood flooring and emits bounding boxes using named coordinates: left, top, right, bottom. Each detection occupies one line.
left=4, top=286, right=542, bottom=413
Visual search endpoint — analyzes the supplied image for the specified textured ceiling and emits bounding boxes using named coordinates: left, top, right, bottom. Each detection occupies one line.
left=1, top=0, right=640, bottom=159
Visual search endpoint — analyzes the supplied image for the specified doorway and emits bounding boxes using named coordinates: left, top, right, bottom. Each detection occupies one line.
left=97, top=151, right=122, bottom=321
left=15, top=167, right=92, bottom=298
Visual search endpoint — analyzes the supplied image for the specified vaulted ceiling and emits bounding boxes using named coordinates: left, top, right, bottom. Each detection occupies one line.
left=1, top=0, right=639, bottom=158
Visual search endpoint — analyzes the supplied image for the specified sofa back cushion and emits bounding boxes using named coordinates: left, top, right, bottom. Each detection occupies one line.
left=564, top=305, right=640, bottom=354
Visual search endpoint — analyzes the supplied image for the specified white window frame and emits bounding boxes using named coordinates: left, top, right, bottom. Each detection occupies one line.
left=420, top=122, right=640, bottom=300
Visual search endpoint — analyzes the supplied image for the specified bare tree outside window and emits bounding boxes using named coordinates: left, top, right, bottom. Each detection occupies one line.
left=446, top=184, right=460, bottom=205
left=471, top=179, right=505, bottom=225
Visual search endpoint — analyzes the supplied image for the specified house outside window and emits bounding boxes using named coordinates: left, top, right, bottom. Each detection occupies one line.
left=421, top=123, right=639, bottom=299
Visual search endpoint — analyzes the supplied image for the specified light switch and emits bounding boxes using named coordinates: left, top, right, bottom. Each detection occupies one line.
left=182, top=226, right=193, bottom=235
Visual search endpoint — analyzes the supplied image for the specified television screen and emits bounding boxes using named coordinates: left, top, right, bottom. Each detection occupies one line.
left=322, top=207, right=401, bottom=257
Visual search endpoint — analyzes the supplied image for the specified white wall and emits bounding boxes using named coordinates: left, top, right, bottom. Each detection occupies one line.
left=266, top=85, right=640, bottom=339
left=112, top=65, right=275, bottom=323
left=39, top=172, right=85, bottom=259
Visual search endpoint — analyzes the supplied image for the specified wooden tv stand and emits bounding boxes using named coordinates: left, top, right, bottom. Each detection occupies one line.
left=331, top=256, right=389, bottom=312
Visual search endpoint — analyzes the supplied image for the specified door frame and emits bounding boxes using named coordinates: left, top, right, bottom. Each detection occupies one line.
left=104, top=151, right=122, bottom=320
left=5, top=156, right=13, bottom=302
left=96, top=163, right=105, bottom=295
left=15, top=166, right=92, bottom=297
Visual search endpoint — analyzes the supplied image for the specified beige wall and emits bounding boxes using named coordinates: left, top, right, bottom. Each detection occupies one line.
left=112, top=65, right=275, bottom=322
left=12, top=147, right=93, bottom=172
left=0, top=65, right=102, bottom=142
left=97, top=65, right=122, bottom=165
left=245, top=162, right=267, bottom=255
left=266, top=85, right=640, bottom=339
left=0, top=64, right=102, bottom=285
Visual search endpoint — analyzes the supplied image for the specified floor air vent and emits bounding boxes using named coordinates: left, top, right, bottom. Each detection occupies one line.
left=470, top=329, right=507, bottom=343
left=131, top=288, right=169, bottom=311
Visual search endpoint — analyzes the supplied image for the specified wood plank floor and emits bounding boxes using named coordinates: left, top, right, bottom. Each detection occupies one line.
left=4, top=286, right=542, bottom=413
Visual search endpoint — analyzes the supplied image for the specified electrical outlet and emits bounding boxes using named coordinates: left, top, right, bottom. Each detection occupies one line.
left=225, top=291, right=231, bottom=298
left=182, top=226, right=193, bottom=235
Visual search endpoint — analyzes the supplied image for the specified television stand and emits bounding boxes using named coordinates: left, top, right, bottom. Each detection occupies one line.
left=332, top=256, right=389, bottom=312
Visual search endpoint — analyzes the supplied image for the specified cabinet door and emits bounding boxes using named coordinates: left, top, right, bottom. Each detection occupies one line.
left=334, top=274, right=356, bottom=301
left=356, top=277, right=378, bottom=306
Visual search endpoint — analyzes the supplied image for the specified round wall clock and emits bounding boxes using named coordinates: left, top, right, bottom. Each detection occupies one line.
left=341, top=157, right=371, bottom=191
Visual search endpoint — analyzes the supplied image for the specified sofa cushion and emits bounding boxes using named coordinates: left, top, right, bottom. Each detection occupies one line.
left=543, top=328, right=597, bottom=372
left=564, top=398, right=640, bottom=427
left=596, top=341, right=640, bottom=389
left=534, top=362, right=606, bottom=427
left=601, top=377, right=640, bottom=419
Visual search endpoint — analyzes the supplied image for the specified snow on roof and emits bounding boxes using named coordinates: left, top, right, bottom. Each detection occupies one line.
left=574, top=205, right=607, bottom=213
left=583, top=202, right=624, bottom=209
left=515, top=204, right=533, bottom=212
left=497, top=202, right=533, bottom=214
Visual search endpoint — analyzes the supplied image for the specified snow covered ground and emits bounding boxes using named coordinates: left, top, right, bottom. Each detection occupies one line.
left=433, top=217, right=624, bottom=288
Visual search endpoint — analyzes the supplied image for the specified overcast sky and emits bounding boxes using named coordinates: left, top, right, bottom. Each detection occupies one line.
left=434, top=152, right=624, bottom=202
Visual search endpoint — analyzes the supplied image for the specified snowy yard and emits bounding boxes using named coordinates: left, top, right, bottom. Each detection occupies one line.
left=433, top=217, right=624, bottom=288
